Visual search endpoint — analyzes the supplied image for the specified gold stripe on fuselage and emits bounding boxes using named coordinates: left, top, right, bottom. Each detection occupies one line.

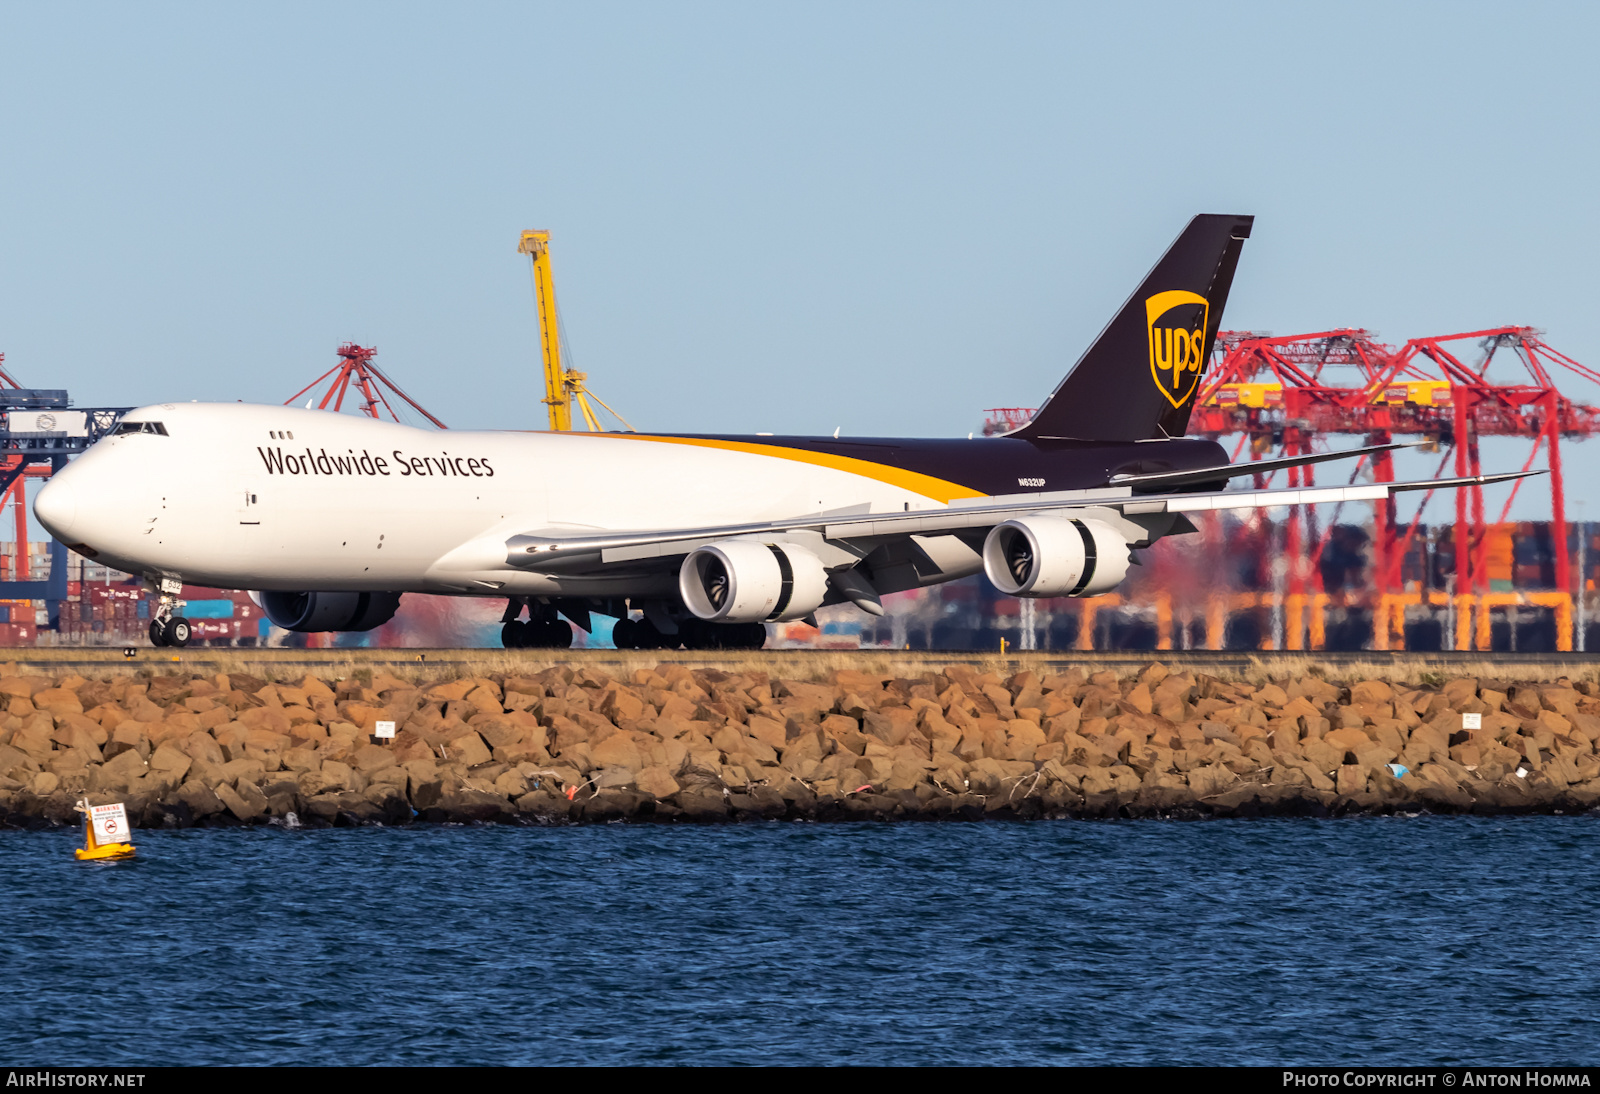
left=561, top=433, right=987, bottom=504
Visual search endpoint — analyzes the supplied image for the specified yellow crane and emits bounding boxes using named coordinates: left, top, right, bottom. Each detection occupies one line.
left=517, top=229, right=634, bottom=432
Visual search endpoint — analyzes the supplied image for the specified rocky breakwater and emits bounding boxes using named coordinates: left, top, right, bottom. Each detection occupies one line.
left=2, top=662, right=1600, bottom=826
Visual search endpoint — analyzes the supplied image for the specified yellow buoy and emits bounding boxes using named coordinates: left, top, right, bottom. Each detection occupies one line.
left=74, top=798, right=136, bottom=861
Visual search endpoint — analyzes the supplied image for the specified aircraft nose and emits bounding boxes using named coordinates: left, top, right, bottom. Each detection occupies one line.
left=33, top=475, right=80, bottom=542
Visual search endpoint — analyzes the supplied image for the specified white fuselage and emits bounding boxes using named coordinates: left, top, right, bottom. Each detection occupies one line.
left=32, top=403, right=968, bottom=598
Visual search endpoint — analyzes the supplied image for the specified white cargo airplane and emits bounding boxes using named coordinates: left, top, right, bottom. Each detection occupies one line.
left=32, top=216, right=1527, bottom=648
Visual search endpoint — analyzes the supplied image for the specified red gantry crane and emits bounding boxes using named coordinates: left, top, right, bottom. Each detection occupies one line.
left=1191, top=326, right=1600, bottom=650
left=286, top=343, right=447, bottom=428
left=983, top=325, right=1600, bottom=651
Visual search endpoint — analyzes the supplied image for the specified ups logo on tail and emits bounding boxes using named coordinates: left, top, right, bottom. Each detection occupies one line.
left=1145, top=290, right=1209, bottom=408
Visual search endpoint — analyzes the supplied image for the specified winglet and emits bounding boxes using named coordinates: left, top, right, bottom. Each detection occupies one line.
left=1390, top=469, right=1546, bottom=493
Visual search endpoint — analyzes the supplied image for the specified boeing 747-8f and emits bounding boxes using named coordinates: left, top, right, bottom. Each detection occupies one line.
left=31, top=215, right=1529, bottom=648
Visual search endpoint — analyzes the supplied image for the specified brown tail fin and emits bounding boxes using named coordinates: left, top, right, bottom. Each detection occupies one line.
left=1011, top=214, right=1253, bottom=442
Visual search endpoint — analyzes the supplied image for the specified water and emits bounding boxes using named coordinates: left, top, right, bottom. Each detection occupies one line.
left=5, top=817, right=1600, bottom=1065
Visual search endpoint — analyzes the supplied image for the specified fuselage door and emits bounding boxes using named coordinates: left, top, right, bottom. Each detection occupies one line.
left=236, top=484, right=263, bottom=526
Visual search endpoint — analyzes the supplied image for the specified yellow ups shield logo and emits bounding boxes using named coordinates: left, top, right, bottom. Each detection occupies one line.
left=1146, top=290, right=1209, bottom=408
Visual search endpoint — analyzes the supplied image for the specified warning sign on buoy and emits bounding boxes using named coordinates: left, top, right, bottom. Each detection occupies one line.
left=74, top=798, right=136, bottom=860
left=91, top=803, right=130, bottom=845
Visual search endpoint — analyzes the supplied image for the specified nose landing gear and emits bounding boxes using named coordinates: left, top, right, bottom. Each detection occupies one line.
left=146, top=577, right=191, bottom=648
left=149, top=616, right=191, bottom=648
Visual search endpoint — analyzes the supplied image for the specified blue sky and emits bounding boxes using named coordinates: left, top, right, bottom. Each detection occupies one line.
left=1, top=1, right=1596, bottom=522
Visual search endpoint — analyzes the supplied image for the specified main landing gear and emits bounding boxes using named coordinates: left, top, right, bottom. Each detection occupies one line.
left=612, top=616, right=766, bottom=651
left=500, top=598, right=574, bottom=650
left=497, top=597, right=768, bottom=651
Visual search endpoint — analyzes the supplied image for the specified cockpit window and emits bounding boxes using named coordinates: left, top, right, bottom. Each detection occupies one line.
left=112, top=421, right=168, bottom=436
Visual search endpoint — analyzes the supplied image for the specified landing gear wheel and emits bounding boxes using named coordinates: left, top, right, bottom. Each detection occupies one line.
left=543, top=619, right=574, bottom=648
left=149, top=620, right=169, bottom=647
left=677, top=617, right=709, bottom=649
left=680, top=620, right=766, bottom=649
left=611, top=617, right=637, bottom=650
left=501, top=620, right=529, bottom=649
left=634, top=619, right=670, bottom=650
left=164, top=617, right=192, bottom=648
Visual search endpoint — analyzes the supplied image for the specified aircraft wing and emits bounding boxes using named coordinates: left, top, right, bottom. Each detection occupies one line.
left=504, top=469, right=1540, bottom=574
left=1108, top=440, right=1421, bottom=491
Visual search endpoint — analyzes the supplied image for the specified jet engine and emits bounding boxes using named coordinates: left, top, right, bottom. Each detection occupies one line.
left=258, top=591, right=403, bottom=632
left=679, top=539, right=828, bottom=623
left=982, top=516, right=1131, bottom=598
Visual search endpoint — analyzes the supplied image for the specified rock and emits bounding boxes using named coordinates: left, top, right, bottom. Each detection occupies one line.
left=215, top=780, right=268, bottom=822
left=493, top=769, right=530, bottom=798
left=309, top=758, right=348, bottom=788
left=105, top=724, right=149, bottom=760
left=1336, top=764, right=1367, bottom=796
left=732, top=786, right=786, bottom=818
left=0, top=743, right=38, bottom=781
left=745, top=715, right=786, bottom=751
left=301, top=793, right=343, bottom=823
left=409, top=776, right=445, bottom=810
left=282, top=746, right=322, bottom=773
left=220, top=757, right=267, bottom=787
left=443, top=731, right=492, bottom=767
left=1325, top=726, right=1374, bottom=752
left=591, top=766, right=635, bottom=790
left=362, top=782, right=413, bottom=823
left=635, top=765, right=681, bottom=798
left=1350, top=680, right=1393, bottom=705
left=598, top=687, right=645, bottom=724
left=433, top=789, right=514, bottom=823
left=9, top=724, right=52, bottom=764
left=175, top=780, right=225, bottom=817
left=1442, top=678, right=1479, bottom=708
left=1123, top=683, right=1154, bottom=715
left=1187, top=764, right=1236, bottom=798
left=179, top=732, right=225, bottom=767
left=590, top=733, right=644, bottom=771
left=425, top=679, right=476, bottom=702
left=88, top=748, right=148, bottom=794
left=673, top=789, right=730, bottom=819
left=260, top=779, right=301, bottom=816
left=582, top=789, right=644, bottom=820
left=464, top=685, right=503, bottom=717
left=51, top=722, right=102, bottom=759
left=311, top=791, right=381, bottom=824
left=350, top=744, right=397, bottom=774
left=0, top=675, right=50, bottom=699
left=32, top=688, right=84, bottom=717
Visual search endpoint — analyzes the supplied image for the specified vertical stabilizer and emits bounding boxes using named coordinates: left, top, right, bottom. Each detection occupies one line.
left=1013, top=214, right=1253, bottom=442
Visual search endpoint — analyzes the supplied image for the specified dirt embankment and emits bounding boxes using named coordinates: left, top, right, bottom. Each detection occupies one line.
left=1, top=661, right=1597, bottom=826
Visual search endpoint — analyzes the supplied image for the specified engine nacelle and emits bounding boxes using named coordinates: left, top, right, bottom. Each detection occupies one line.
left=982, top=517, right=1131, bottom=598
left=679, top=539, right=828, bottom=623
left=258, top=591, right=402, bottom=632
